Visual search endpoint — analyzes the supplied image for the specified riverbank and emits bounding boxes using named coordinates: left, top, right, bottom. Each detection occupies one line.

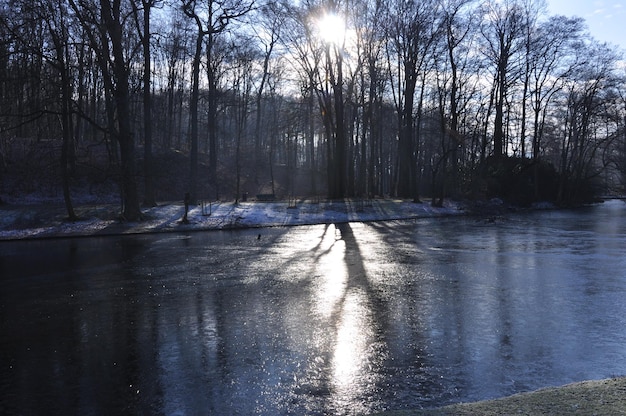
left=379, top=377, right=626, bottom=415
left=0, top=198, right=468, bottom=240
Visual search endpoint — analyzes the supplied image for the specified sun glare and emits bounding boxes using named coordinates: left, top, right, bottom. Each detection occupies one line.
left=317, top=13, right=346, bottom=45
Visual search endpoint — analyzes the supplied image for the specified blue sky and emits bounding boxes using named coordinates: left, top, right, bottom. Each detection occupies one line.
left=548, top=0, right=625, bottom=49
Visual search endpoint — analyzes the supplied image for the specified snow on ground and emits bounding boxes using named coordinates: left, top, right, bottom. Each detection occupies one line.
left=0, top=198, right=466, bottom=241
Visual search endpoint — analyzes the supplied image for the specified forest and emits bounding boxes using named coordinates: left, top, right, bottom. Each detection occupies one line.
left=0, top=0, right=625, bottom=221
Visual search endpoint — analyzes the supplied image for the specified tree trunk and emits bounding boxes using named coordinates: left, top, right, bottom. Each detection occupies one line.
left=101, top=0, right=141, bottom=220
left=493, top=71, right=505, bottom=157
left=58, top=38, right=77, bottom=221
left=398, top=74, right=416, bottom=198
left=306, top=89, right=317, bottom=195
left=188, top=31, right=202, bottom=203
left=207, top=32, right=218, bottom=189
left=141, top=0, right=156, bottom=207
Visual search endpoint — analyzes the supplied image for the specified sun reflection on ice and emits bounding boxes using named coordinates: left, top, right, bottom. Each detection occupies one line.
left=331, top=290, right=370, bottom=385
left=311, top=222, right=383, bottom=413
left=314, top=224, right=348, bottom=318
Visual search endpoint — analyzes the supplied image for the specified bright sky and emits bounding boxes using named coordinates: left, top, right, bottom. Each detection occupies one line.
left=547, top=0, right=626, bottom=50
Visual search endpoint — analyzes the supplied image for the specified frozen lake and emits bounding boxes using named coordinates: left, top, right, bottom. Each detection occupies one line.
left=1, top=200, right=626, bottom=414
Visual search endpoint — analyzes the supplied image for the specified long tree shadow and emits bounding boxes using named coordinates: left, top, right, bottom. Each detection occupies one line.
left=166, top=216, right=397, bottom=413
left=296, top=221, right=392, bottom=413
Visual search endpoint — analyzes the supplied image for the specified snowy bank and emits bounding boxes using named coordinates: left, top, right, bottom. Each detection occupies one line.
left=0, top=198, right=466, bottom=241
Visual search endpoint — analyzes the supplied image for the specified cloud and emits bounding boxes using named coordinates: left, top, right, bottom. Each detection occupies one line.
left=592, top=1, right=625, bottom=18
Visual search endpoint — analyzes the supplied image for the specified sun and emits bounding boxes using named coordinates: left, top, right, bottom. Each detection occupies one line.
left=317, top=13, right=346, bottom=45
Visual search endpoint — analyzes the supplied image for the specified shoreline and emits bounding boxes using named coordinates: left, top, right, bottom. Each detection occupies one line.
left=0, top=198, right=470, bottom=241
left=377, top=376, right=626, bottom=415
left=0, top=196, right=585, bottom=242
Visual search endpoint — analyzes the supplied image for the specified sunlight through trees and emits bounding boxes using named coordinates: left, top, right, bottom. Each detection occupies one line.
left=0, top=0, right=624, bottom=210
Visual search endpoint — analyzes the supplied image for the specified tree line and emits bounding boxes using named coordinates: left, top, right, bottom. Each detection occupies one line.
left=0, top=0, right=624, bottom=221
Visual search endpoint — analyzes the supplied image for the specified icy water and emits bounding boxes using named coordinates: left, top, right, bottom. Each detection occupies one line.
left=1, top=200, right=626, bottom=415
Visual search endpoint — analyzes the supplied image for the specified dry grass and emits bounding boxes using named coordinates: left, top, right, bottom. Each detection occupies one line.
left=377, top=377, right=626, bottom=415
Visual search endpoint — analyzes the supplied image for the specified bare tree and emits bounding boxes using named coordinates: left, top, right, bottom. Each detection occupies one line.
left=479, top=0, right=525, bottom=157
left=431, top=0, right=478, bottom=204
left=221, top=36, right=255, bottom=203
left=6, top=0, right=80, bottom=218
left=252, top=2, right=283, bottom=184
left=353, top=0, right=387, bottom=198
left=280, top=0, right=339, bottom=198
left=528, top=15, right=584, bottom=161
left=324, top=1, right=349, bottom=199
left=156, top=10, right=190, bottom=150
left=132, top=0, right=159, bottom=207
left=46, top=0, right=79, bottom=219
left=386, top=0, right=442, bottom=199
left=518, top=0, right=544, bottom=158
left=69, top=0, right=142, bottom=220
left=0, top=0, right=625, bottom=207
left=181, top=0, right=253, bottom=203
left=557, top=42, right=621, bottom=203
